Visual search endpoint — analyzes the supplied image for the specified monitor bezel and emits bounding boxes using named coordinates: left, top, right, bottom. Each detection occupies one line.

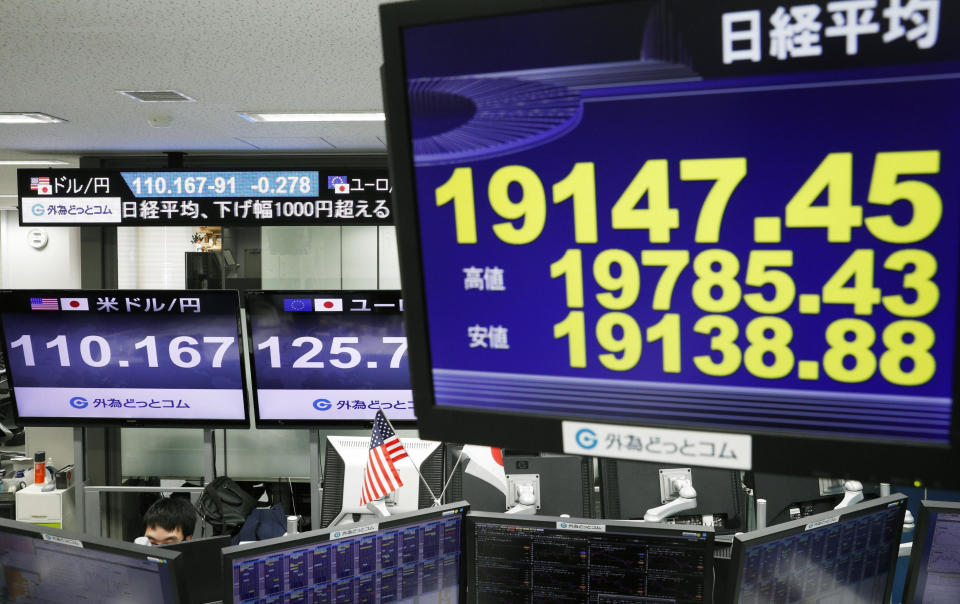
left=0, top=516, right=185, bottom=603
left=244, top=289, right=417, bottom=429
left=727, top=493, right=908, bottom=603
left=0, top=288, right=251, bottom=428
left=220, top=500, right=470, bottom=603
left=901, top=499, right=960, bottom=603
left=464, top=510, right=716, bottom=603
left=378, top=0, right=960, bottom=486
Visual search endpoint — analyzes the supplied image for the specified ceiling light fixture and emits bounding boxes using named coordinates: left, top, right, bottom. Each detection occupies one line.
left=0, top=160, right=70, bottom=165
left=0, top=113, right=66, bottom=124
left=237, top=112, right=386, bottom=123
left=117, top=90, right=196, bottom=102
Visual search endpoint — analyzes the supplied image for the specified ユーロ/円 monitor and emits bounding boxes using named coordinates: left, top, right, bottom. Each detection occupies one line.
left=0, top=289, right=249, bottom=427
left=221, top=501, right=469, bottom=603
left=320, top=435, right=445, bottom=528
left=728, top=493, right=907, bottom=603
left=466, top=510, right=714, bottom=602
left=245, top=290, right=414, bottom=427
left=902, top=500, right=960, bottom=603
left=0, top=516, right=183, bottom=603
left=379, top=0, right=960, bottom=485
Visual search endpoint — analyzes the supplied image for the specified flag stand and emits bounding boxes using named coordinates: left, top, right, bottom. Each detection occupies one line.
left=381, top=413, right=442, bottom=506
left=437, top=447, right=466, bottom=503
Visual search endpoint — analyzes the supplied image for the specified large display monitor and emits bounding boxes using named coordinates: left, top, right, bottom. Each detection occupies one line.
left=245, top=290, right=415, bottom=426
left=221, top=502, right=468, bottom=603
left=0, top=289, right=249, bottom=427
left=728, top=493, right=907, bottom=603
left=600, top=460, right=746, bottom=530
left=380, top=0, right=960, bottom=483
left=466, top=511, right=714, bottom=602
left=903, top=500, right=960, bottom=603
left=0, top=516, right=183, bottom=603
left=320, top=436, right=445, bottom=528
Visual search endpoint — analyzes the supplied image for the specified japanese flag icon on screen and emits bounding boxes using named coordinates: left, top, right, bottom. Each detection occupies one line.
left=60, top=297, right=89, bottom=311
left=315, top=298, right=343, bottom=312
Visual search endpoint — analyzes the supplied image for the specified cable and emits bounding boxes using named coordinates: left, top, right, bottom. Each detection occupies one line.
left=288, top=476, right=297, bottom=518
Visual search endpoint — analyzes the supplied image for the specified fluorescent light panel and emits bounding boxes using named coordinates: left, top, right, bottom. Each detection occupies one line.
left=0, top=113, right=66, bottom=124
left=0, top=160, right=70, bottom=165
left=238, top=111, right=385, bottom=123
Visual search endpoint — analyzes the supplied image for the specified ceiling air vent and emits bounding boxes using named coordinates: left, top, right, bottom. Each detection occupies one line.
left=117, top=90, right=196, bottom=102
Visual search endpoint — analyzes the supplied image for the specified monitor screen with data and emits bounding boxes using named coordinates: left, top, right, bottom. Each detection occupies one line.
left=246, top=290, right=414, bottom=426
left=222, top=503, right=467, bottom=603
left=466, top=512, right=713, bottom=602
left=903, top=500, right=960, bottom=603
left=380, top=0, right=960, bottom=482
left=0, top=517, right=182, bottom=603
left=0, top=289, right=248, bottom=427
left=729, top=494, right=907, bottom=603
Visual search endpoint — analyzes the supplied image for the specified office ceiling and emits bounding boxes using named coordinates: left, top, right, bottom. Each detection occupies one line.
left=0, top=0, right=400, bottom=157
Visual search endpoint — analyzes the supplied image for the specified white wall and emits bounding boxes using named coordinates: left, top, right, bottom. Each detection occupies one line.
left=117, top=226, right=194, bottom=288
left=0, top=209, right=83, bottom=468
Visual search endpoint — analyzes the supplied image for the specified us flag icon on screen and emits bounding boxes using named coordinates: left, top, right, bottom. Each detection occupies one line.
left=315, top=298, right=343, bottom=312
left=30, top=177, right=52, bottom=195
left=60, top=297, right=89, bottom=311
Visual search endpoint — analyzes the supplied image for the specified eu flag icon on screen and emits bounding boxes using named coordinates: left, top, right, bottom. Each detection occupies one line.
left=328, top=175, right=350, bottom=194
left=283, top=298, right=313, bottom=312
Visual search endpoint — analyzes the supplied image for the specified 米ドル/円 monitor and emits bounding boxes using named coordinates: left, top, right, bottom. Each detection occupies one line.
left=902, top=500, right=960, bottom=603
left=0, top=289, right=249, bottom=427
left=466, top=511, right=714, bottom=602
left=728, top=493, right=907, bottom=603
left=0, top=516, right=183, bottom=603
left=320, top=435, right=444, bottom=528
left=221, top=501, right=469, bottom=603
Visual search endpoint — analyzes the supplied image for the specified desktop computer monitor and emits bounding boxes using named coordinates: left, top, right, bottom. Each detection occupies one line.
left=902, top=500, right=960, bottom=603
left=320, top=435, right=445, bottom=528
left=745, top=471, right=882, bottom=527
left=728, top=493, right=907, bottom=603
left=444, top=447, right=596, bottom=517
left=466, top=511, right=714, bottom=602
left=160, top=534, right=232, bottom=604
left=0, top=516, right=183, bottom=603
left=221, top=501, right=469, bottom=603
left=600, top=459, right=746, bottom=530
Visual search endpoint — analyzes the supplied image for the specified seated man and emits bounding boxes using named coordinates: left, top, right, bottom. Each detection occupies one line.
left=142, top=496, right=197, bottom=545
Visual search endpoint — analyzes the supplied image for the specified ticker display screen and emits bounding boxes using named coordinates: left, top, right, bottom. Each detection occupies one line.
left=389, top=0, right=960, bottom=447
left=0, top=290, right=248, bottom=426
left=246, top=291, right=415, bottom=425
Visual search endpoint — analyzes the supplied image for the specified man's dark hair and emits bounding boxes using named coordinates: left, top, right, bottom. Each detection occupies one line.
left=144, top=496, right=197, bottom=538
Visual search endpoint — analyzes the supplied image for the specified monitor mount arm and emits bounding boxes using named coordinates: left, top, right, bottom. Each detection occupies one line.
left=366, top=499, right=391, bottom=519
left=505, top=481, right=537, bottom=515
left=643, top=478, right=697, bottom=522
left=833, top=481, right=864, bottom=509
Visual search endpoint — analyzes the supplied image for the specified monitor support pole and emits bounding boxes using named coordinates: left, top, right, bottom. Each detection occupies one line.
left=310, top=431, right=322, bottom=530
left=74, top=427, right=85, bottom=533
